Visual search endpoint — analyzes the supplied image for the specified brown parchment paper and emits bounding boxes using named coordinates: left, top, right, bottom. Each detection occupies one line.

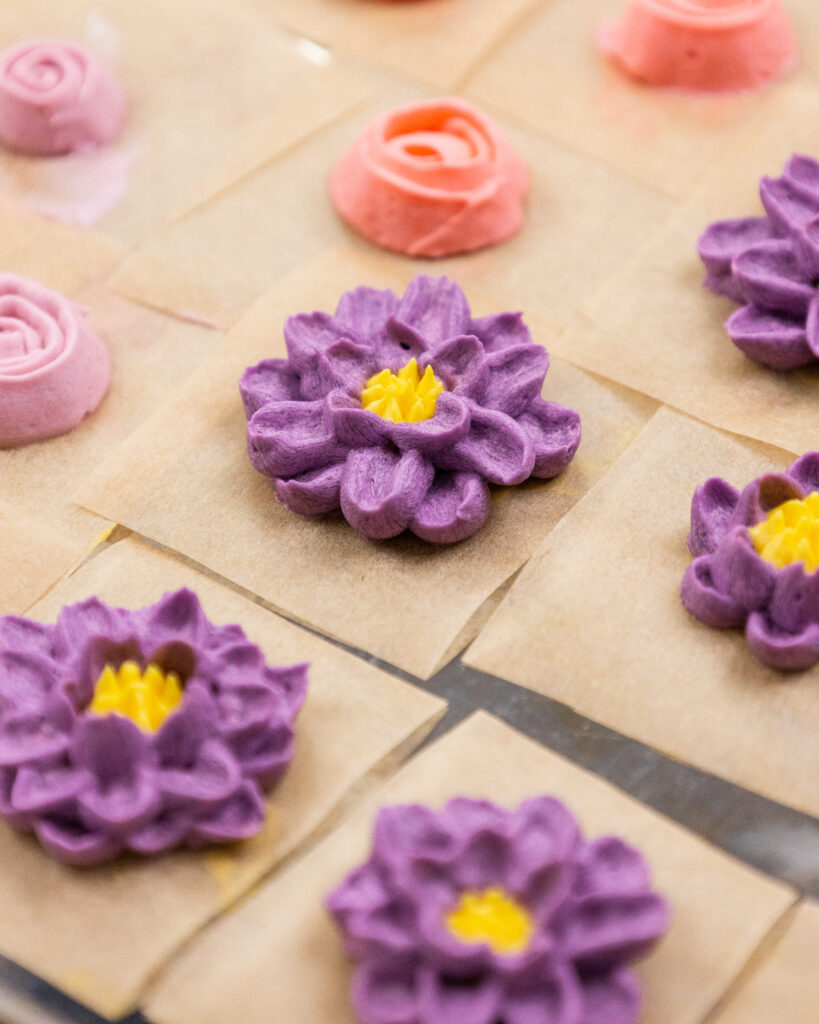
left=710, top=901, right=819, bottom=1024
left=466, top=406, right=819, bottom=818
left=0, top=501, right=78, bottom=614
left=78, top=247, right=658, bottom=680
left=144, top=712, right=795, bottom=1024
left=0, top=0, right=368, bottom=246
left=111, top=95, right=675, bottom=331
left=245, top=0, right=542, bottom=91
left=1, top=281, right=222, bottom=554
left=0, top=535, right=445, bottom=1018
left=464, top=0, right=784, bottom=202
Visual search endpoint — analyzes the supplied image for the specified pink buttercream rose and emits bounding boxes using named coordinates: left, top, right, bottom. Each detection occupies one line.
left=0, top=39, right=126, bottom=156
left=0, top=274, right=110, bottom=448
left=330, top=97, right=529, bottom=258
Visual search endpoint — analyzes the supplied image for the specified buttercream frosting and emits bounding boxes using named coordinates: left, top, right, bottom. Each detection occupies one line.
left=0, top=273, right=110, bottom=449
left=0, top=590, right=308, bottom=865
left=600, top=0, right=797, bottom=93
left=240, top=275, right=581, bottom=544
left=327, top=797, right=670, bottom=1024
left=682, top=454, right=819, bottom=670
left=0, top=39, right=126, bottom=156
left=698, top=154, right=819, bottom=370
left=330, top=98, right=529, bottom=258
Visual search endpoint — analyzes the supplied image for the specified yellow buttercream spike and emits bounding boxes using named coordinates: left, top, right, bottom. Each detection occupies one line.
left=88, top=660, right=183, bottom=733
left=445, top=887, right=534, bottom=956
left=749, top=492, right=819, bottom=574
left=361, top=358, right=444, bottom=424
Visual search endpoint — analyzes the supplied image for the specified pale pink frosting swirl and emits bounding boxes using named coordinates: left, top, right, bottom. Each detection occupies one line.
left=0, top=274, right=110, bottom=448
left=0, top=39, right=126, bottom=156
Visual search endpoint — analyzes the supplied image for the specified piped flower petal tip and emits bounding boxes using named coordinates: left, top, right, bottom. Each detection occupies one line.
left=682, top=456, right=819, bottom=671
left=698, top=154, right=819, bottom=371
left=330, top=97, right=529, bottom=258
left=327, top=798, right=670, bottom=1024
left=601, top=0, right=797, bottom=94
left=0, top=590, right=308, bottom=865
left=240, top=276, right=581, bottom=545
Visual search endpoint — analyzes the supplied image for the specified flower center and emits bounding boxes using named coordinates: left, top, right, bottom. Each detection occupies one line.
left=749, top=492, right=819, bottom=573
left=88, top=660, right=183, bottom=733
left=361, top=358, right=443, bottom=423
left=445, top=887, right=533, bottom=955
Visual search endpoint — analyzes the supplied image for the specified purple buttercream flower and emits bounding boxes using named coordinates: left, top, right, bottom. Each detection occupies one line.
left=240, top=276, right=581, bottom=544
left=698, top=153, right=819, bottom=370
left=681, top=452, right=819, bottom=670
left=0, top=590, right=307, bottom=865
left=327, top=798, right=670, bottom=1024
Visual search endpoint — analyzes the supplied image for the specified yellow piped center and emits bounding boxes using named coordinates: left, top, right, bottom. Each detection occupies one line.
left=361, top=358, right=444, bottom=423
left=749, top=492, right=819, bottom=574
left=445, top=887, right=534, bottom=955
left=88, top=661, right=183, bottom=733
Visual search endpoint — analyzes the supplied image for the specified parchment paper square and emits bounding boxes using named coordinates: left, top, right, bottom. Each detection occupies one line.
left=78, top=247, right=658, bottom=679
left=464, top=0, right=784, bottom=202
left=710, top=902, right=819, bottom=1024
left=0, top=502, right=78, bottom=614
left=244, top=0, right=543, bottom=90
left=466, top=407, right=819, bottom=818
left=1, top=281, right=222, bottom=553
left=111, top=102, right=674, bottom=332
left=0, top=535, right=445, bottom=1018
left=0, top=0, right=368, bottom=245
left=144, top=712, right=795, bottom=1024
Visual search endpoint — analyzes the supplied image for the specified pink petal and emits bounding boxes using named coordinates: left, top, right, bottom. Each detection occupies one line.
left=340, top=447, right=434, bottom=540
left=517, top=399, right=581, bottom=479
left=410, top=471, right=490, bottom=544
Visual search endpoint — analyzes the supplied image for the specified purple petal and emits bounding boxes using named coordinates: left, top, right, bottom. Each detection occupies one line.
left=734, top=474, right=805, bottom=525
left=443, top=796, right=509, bottom=834
left=283, top=311, right=361, bottom=372
left=563, top=891, right=670, bottom=969
left=575, top=838, right=651, bottom=898
left=0, top=716, right=71, bottom=767
left=247, top=399, right=348, bottom=478
left=351, top=963, right=418, bottom=1024
left=680, top=556, right=746, bottom=629
left=759, top=174, right=819, bottom=237
left=335, top=285, right=400, bottom=337
left=309, top=339, right=374, bottom=399
left=792, top=216, right=819, bottom=281
left=155, top=686, right=219, bottom=768
left=426, top=334, right=488, bottom=401
left=373, top=804, right=454, bottom=869
left=328, top=390, right=393, bottom=449
left=188, top=779, right=266, bottom=842
left=710, top=529, right=776, bottom=612
left=389, top=393, right=472, bottom=453
left=145, top=588, right=209, bottom=653
left=698, top=218, right=776, bottom=300
left=471, top=311, right=534, bottom=353
left=395, top=276, right=471, bottom=346
left=379, top=318, right=430, bottom=369
left=508, top=797, right=581, bottom=918
left=0, top=616, right=54, bottom=657
left=11, top=763, right=90, bottom=817
left=239, top=359, right=301, bottom=418
left=416, top=968, right=501, bottom=1024
left=806, top=295, right=819, bottom=359
left=452, top=828, right=513, bottom=891
left=227, top=719, right=295, bottom=787
left=262, top=662, right=309, bottom=715
left=34, top=817, right=121, bottom=866
left=505, top=964, right=585, bottom=1024
left=732, top=240, right=815, bottom=316
left=688, top=477, right=741, bottom=556
left=482, top=344, right=549, bottom=418
left=517, top=399, right=581, bottom=479
left=787, top=451, right=819, bottom=494
left=410, top=471, right=490, bottom=544
left=276, top=462, right=344, bottom=518
left=578, top=968, right=641, bottom=1024
left=53, top=597, right=123, bottom=660
left=127, top=810, right=193, bottom=855
left=783, top=154, right=819, bottom=194
left=746, top=612, right=819, bottom=671
left=437, top=403, right=535, bottom=486
left=0, top=650, right=57, bottom=717
left=765, top=563, right=819, bottom=634
left=340, top=447, right=434, bottom=540
left=159, top=737, right=242, bottom=807
left=726, top=305, right=814, bottom=371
